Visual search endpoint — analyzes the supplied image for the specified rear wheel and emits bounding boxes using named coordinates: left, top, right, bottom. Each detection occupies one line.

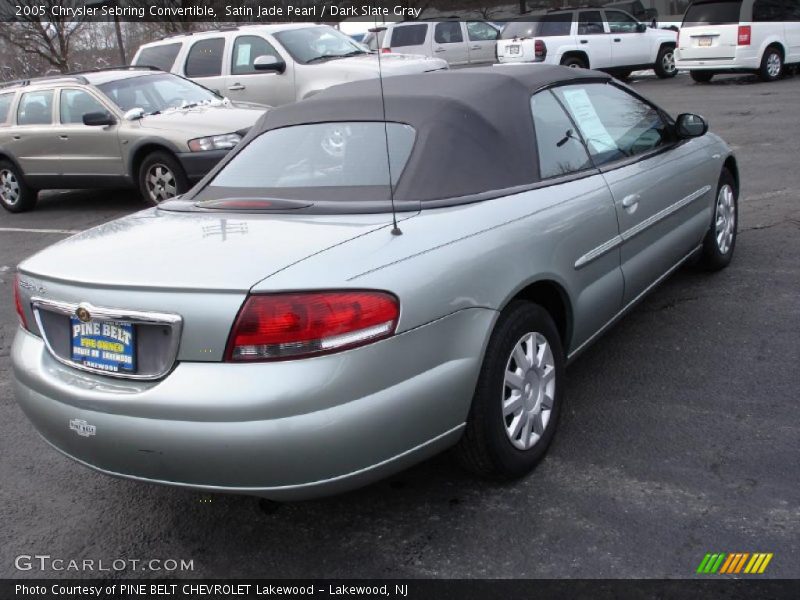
left=758, top=47, right=783, bottom=82
left=137, top=151, right=189, bottom=206
left=699, top=168, right=737, bottom=271
left=0, top=160, right=37, bottom=213
left=561, top=55, right=588, bottom=69
left=456, top=301, right=565, bottom=478
left=613, top=69, right=633, bottom=80
left=654, top=45, right=677, bottom=78
left=690, top=70, right=714, bottom=83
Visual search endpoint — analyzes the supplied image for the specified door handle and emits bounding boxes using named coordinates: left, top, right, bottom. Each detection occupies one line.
left=434, top=47, right=446, bottom=52
left=614, top=38, right=622, bottom=42
left=580, top=39, right=588, bottom=44
left=470, top=45, right=481, bottom=50
left=622, top=194, right=640, bottom=212
left=59, top=135, right=69, bottom=140
left=227, top=83, right=245, bottom=91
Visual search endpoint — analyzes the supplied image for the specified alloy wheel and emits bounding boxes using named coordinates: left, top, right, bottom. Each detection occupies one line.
left=146, top=164, right=177, bottom=203
left=502, top=332, right=556, bottom=450
left=715, top=184, right=736, bottom=254
left=662, top=50, right=676, bottom=75
left=0, top=169, right=20, bottom=207
left=766, top=52, right=782, bottom=78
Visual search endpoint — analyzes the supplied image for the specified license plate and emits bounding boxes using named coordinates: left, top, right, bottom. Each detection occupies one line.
left=698, top=37, right=712, bottom=47
left=70, top=318, right=136, bottom=373
left=508, top=45, right=520, bottom=55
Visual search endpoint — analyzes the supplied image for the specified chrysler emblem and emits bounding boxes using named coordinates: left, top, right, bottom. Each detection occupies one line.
left=75, top=306, right=91, bottom=322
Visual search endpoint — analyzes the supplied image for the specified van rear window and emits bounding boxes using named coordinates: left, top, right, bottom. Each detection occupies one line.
left=683, top=1, right=742, bottom=25
left=134, top=43, right=181, bottom=72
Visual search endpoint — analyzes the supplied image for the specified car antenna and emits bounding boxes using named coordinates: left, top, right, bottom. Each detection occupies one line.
left=375, top=20, right=402, bottom=236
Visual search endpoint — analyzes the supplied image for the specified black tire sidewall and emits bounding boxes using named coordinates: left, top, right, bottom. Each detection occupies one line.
left=690, top=70, right=714, bottom=83
left=471, top=302, right=565, bottom=477
left=561, top=57, right=587, bottom=69
left=137, top=151, right=189, bottom=206
left=655, top=45, right=677, bottom=78
left=700, top=169, right=738, bottom=270
left=759, top=48, right=782, bottom=82
left=0, top=159, right=36, bottom=213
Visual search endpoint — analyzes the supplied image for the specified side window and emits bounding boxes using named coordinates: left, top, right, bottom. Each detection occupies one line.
left=578, top=11, right=605, bottom=35
left=232, top=35, right=281, bottom=75
left=59, top=89, right=107, bottom=124
left=531, top=91, right=592, bottom=179
left=134, top=43, right=181, bottom=71
left=435, top=22, right=464, bottom=44
left=538, top=14, right=573, bottom=36
left=467, top=22, right=498, bottom=41
left=0, top=93, right=14, bottom=125
left=753, top=0, right=786, bottom=21
left=17, top=90, right=53, bottom=126
left=185, top=38, right=225, bottom=78
left=390, top=25, right=427, bottom=47
left=554, top=83, right=670, bottom=166
left=606, top=10, right=640, bottom=33
left=784, top=0, right=800, bottom=19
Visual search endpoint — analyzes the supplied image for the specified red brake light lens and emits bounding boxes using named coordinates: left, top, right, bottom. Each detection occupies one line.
left=534, top=39, right=546, bottom=61
left=226, top=291, right=399, bottom=362
left=13, top=273, right=28, bottom=330
left=381, top=48, right=392, bottom=54
left=737, top=25, right=751, bottom=46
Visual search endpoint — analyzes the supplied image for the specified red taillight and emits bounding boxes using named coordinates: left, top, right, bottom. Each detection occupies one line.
left=737, top=25, right=751, bottom=46
left=534, top=39, right=546, bottom=61
left=225, top=291, right=399, bottom=362
left=13, top=273, right=28, bottom=330
left=381, top=48, right=391, bottom=54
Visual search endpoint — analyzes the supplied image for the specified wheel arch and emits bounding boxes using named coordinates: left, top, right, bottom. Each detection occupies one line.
left=128, top=139, right=182, bottom=181
left=723, top=154, right=739, bottom=193
left=501, top=279, right=573, bottom=350
left=559, top=50, right=590, bottom=69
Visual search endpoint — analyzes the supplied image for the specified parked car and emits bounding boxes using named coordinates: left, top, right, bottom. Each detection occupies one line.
left=0, top=67, right=264, bottom=213
left=376, top=20, right=502, bottom=65
left=132, top=24, right=448, bottom=107
left=12, top=66, right=739, bottom=499
left=676, top=0, right=800, bottom=82
left=497, top=8, right=678, bottom=79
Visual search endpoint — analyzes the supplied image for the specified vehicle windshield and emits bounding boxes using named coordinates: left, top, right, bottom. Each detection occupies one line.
left=501, top=15, right=572, bottom=39
left=98, top=73, right=222, bottom=115
left=274, top=26, right=368, bottom=64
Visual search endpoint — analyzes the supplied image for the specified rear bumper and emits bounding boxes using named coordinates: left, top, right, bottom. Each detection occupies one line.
left=675, top=50, right=760, bottom=71
left=175, top=149, right=229, bottom=182
left=12, top=308, right=495, bottom=500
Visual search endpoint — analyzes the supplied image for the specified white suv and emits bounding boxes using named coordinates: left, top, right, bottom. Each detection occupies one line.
left=496, top=9, right=678, bottom=79
left=375, top=20, right=502, bottom=66
left=676, top=0, right=800, bottom=83
left=132, top=24, right=447, bottom=107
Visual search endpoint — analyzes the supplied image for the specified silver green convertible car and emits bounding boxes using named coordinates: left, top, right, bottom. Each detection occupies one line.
left=12, top=66, right=738, bottom=500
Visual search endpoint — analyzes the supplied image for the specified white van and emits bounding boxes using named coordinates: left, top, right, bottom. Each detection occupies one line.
left=377, top=21, right=501, bottom=66
left=676, top=0, right=800, bottom=82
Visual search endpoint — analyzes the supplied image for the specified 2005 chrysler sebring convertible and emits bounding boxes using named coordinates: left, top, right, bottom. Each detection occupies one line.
left=12, top=66, right=739, bottom=500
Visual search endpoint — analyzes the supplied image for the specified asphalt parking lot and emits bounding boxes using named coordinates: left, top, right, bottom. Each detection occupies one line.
left=1, top=71, right=798, bottom=580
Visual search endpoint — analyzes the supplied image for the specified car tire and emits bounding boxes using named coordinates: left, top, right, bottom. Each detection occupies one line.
left=699, top=168, right=737, bottom=271
left=613, top=69, right=633, bottom=80
left=690, top=70, right=714, bottom=83
left=654, top=45, right=677, bottom=78
left=0, top=159, right=37, bottom=213
left=137, top=151, right=189, bottom=206
left=456, top=301, right=565, bottom=479
left=758, top=47, right=783, bottom=82
left=561, top=55, right=588, bottom=69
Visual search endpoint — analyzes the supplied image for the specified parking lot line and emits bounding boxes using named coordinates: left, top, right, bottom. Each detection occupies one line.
left=0, top=227, right=80, bottom=235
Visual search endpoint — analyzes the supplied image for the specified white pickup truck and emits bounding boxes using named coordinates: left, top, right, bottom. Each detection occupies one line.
left=132, top=23, right=448, bottom=107
left=497, top=8, right=678, bottom=79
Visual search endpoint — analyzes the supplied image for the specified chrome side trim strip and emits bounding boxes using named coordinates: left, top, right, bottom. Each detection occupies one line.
left=621, top=185, right=711, bottom=242
left=574, top=235, right=623, bottom=269
left=30, top=297, right=182, bottom=381
left=567, top=244, right=702, bottom=362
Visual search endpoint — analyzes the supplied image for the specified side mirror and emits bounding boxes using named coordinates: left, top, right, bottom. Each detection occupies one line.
left=82, top=111, right=116, bottom=126
left=675, top=113, right=708, bottom=138
left=253, top=55, right=286, bottom=74
left=636, top=23, right=647, bottom=33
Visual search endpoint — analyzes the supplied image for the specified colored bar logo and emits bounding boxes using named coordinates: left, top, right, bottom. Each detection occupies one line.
left=696, top=553, right=773, bottom=574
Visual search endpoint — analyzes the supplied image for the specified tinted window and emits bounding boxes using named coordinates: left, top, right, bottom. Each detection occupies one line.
left=578, top=11, right=605, bottom=34
left=683, top=1, right=743, bottom=25
left=232, top=35, right=281, bottom=75
left=554, top=83, right=669, bottom=165
left=59, top=89, right=107, bottom=124
left=0, top=93, right=13, bottom=124
left=753, top=0, right=787, bottom=20
left=531, top=92, right=592, bottom=179
left=211, top=122, right=415, bottom=193
left=185, top=38, right=224, bottom=78
left=606, top=10, right=640, bottom=33
left=134, top=43, right=181, bottom=71
left=390, top=24, right=427, bottom=47
left=785, top=0, right=800, bottom=19
left=502, top=16, right=572, bottom=39
left=17, top=90, right=53, bottom=125
left=435, top=22, right=464, bottom=44
left=467, top=21, right=499, bottom=41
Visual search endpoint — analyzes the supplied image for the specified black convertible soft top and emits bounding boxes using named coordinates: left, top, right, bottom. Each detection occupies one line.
left=184, top=65, right=612, bottom=211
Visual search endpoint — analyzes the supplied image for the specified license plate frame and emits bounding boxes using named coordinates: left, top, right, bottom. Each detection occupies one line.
left=70, top=317, right=137, bottom=374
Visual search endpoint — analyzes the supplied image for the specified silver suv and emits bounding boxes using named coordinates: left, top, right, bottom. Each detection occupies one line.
left=0, top=67, right=265, bottom=213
